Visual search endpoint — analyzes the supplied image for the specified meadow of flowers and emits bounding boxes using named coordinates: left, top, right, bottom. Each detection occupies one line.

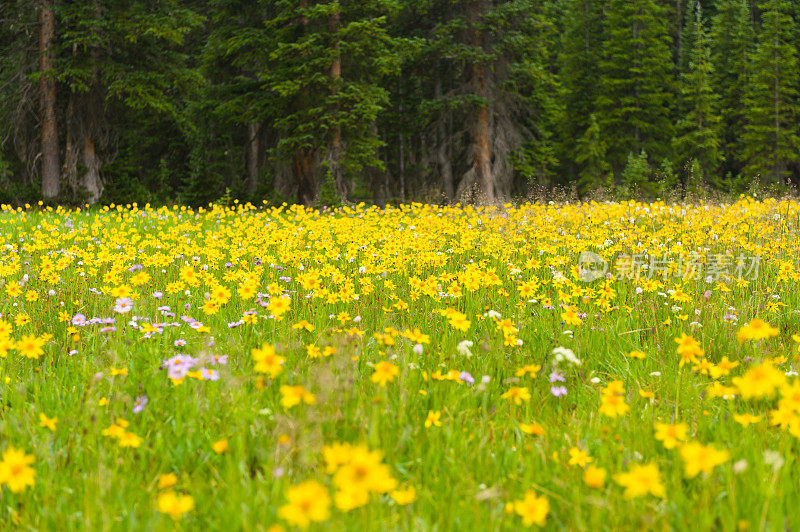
left=0, top=198, right=799, bottom=530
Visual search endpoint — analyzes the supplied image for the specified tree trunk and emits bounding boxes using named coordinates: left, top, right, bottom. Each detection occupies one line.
left=675, top=0, right=683, bottom=69
left=63, top=0, right=104, bottom=205
left=293, top=148, right=315, bottom=206
left=63, top=96, right=78, bottom=195
left=246, top=122, right=261, bottom=194
left=435, top=74, right=454, bottom=202
left=438, top=124, right=453, bottom=202
left=83, top=0, right=104, bottom=205
left=327, top=8, right=345, bottom=201
left=368, top=122, right=385, bottom=205
left=81, top=135, right=102, bottom=203
left=38, top=0, right=59, bottom=199
left=467, top=0, right=494, bottom=205
left=474, top=105, right=493, bottom=204
left=398, top=99, right=406, bottom=201
left=774, top=28, right=781, bottom=184
left=292, top=0, right=316, bottom=205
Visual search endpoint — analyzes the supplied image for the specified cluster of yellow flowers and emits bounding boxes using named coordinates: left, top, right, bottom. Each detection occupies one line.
left=278, top=443, right=414, bottom=529
left=156, top=473, right=194, bottom=520
left=102, top=419, right=144, bottom=448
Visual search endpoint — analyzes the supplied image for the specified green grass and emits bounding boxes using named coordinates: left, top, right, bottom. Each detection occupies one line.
left=0, top=200, right=799, bottom=530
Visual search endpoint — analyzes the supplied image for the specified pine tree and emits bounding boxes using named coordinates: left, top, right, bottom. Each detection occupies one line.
left=685, top=157, right=705, bottom=196
left=201, top=0, right=275, bottom=199
left=559, top=0, right=604, bottom=179
left=10, top=0, right=800, bottom=203
left=620, top=150, right=652, bottom=198
left=654, top=158, right=679, bottom=198
left=57, top=0, right=205, bottom=204
left=0, top=1, right=45, bottom=199
left=495, top=0, right=562, bottom=191
left=574, top=114, right=610, bottom=195
left=674, top=1, right=721, bottom=183
left=711, top=0, right=754, bottom=182
left=741, top=0, right=800, bottom=184
left=413, top=0, right=560, bottom=203
left=596, top=0, right=675, bottom=175
left=266, top=0, right=404, bottom=205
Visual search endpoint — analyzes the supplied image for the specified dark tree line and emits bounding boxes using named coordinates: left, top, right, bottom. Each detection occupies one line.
left=1, top=0, right=800, bottom=206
